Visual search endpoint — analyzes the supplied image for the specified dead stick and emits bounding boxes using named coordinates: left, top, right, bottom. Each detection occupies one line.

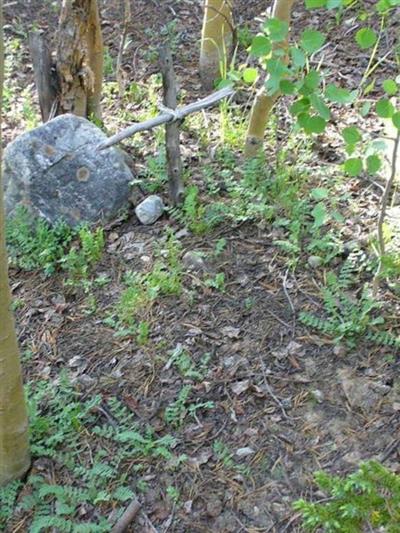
left=111, top=498, right=141, bottom=533
left=97, top=86, right=234, bottom=150
left=159, top=44, right=184, bottom=205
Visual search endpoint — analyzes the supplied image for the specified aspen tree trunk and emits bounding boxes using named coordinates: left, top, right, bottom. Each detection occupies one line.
left=56, top=0, right=103, bottom=120
left=199, top=0, right=234, bottom=90
left=244, top=0, right=295, bottom=157
left=86, top=0, right=103, bottom=120
left=0, top=0, right=30, bottom=486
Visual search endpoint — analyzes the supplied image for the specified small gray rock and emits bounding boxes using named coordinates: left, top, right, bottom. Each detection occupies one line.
left=308, top=255, right=323, bottom=268
left=135, top=195, right=164, bottom=225
left=182, top=250, right=207, bottom=272
left=3, top=114, right=134, bottom=226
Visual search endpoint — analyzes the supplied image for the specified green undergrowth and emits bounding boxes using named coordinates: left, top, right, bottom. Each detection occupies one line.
left=0, top=373, right=177, bottom=532
left=6, top=207, right=104, bottom=288
left=294, top=460, right=400, bottom=532
left=105, top=230, right=183, bottom=340
left=300, top=249, right=400, bottom=349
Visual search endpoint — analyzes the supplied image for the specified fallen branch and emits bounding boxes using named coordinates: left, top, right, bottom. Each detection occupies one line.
left=97, top=86, right=234, bottom=150
left=111, top=497, right=141, bottom=533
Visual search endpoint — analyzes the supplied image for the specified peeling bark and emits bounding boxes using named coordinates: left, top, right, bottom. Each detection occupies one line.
left=56, top=0, right=103, bottom=120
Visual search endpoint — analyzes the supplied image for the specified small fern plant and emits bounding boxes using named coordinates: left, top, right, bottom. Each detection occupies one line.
left=293, top=460, right=400, bottom=532
left=300, top=251, right=400, bottom=348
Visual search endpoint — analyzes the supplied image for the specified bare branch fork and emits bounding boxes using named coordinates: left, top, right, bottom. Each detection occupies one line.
left=97, top=86, right=234, bottom=151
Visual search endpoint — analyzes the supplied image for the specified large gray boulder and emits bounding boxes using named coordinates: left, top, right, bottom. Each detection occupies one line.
left=3, top=114, right=133, bottom=226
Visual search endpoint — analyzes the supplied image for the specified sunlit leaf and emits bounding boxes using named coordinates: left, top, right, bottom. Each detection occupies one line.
left=325, top=84, right=357, bottom=104
left=300, top=29, right=326, bottom=54
left=366, top=155, right=381, bottom=174
left=264, top=18, right=289, bottom=42
left=310, top=94, right=331, bottom=120
left=344, top=158, right=363, bottom=176
left=376, top=98, right=395, bottom=118
left=250, top=35, right=272, bottom=57
left=342, top=126, right=362, bottom=145
left=383, top=79, right=398, bottom=95
left=243, top=68, right=258, bottom=84
left=392, top=112, right=400, bottom=129
left=290, top=47, right=306, bottom=68
left=305, top=0, right=326, bottom=7
left=355, top=28, right=377, bottom=49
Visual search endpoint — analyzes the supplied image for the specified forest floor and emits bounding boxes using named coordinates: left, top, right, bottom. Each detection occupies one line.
left=2, top=1, right=400, bottom=532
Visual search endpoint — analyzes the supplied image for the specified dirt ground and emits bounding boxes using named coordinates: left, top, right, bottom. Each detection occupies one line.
left=3, top=1, right=400, bottom=532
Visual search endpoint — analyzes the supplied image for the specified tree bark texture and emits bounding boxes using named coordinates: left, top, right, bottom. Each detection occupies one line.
left=0, top=0, right=31, bottom=486
left=199, top=0, right=234, bottom=90
left=56, top=0, right=103, bottom=120
left=245, top=0, right=295, bottom=158
left=159, top=45, right=184, bottom=206
left=28, top=32, right=59, bottom=121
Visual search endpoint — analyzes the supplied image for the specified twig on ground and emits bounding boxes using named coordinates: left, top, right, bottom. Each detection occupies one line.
left=111, top=497, right=141, bottom=533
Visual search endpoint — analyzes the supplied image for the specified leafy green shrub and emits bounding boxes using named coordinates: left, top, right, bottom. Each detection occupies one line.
left=294, top=460, right=400, bottom=532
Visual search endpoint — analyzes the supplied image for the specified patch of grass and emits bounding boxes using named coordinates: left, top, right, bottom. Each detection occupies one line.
left=109, top=231, right=183, bottom=339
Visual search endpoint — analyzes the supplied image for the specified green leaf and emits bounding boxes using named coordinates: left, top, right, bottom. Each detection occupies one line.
left=297, top=113, right=326, bottom=134
left=305, top=0, right=326, bottom=6
left=392, top=112, right=400, bottom=129
left=376, top=98, right=395, bottom=118
left=300, top=29, right=326, bottom=54
left=342, top=126, right=362, bottom=145
left=312, top=203, right=328, bottom=228
left=366, top=155, right=381, bottom=174
left=303, top=70, right=321, bottom=90
left=265, top=58, right=290, bottom=94
left=310, top=94, right=331, bottom=120
left=290, top=47, right=306, bottom=68
left=325, top=84, right=357, bottom=104
left=307, top=115, right=327, bottom=134
left=290, top=97, right=311, bottom=116
left=250, top=35, right=272, bottom=57
left=243, top=67, right=258, bottom=84
left=344, top=158, right=363, bottom=176
left=360, top=101, right=371, bottom=117
left=311, top=187, right=329, bottom=200
left=355, top=28, right=377, bottom=49
left=326, top=0, right=343, bottom=7
left=264, top=18, right=289, bottom=42
left=376, top=0, right=391, bottom=11
left=383, top=79, right=398, bottom=95
left=280, top=79, right=296, bottom=95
